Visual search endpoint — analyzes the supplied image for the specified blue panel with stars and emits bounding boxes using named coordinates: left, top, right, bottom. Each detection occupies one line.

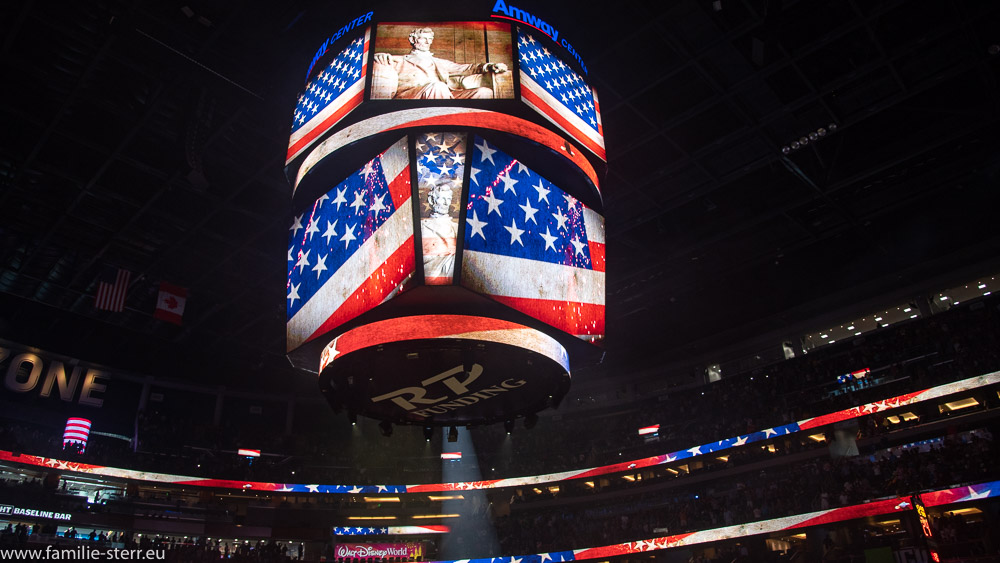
left=517, top=29, right=599, bottom=135
left=287, top=155, right=399, bottom=320
left=291, top=35, right=366, bottom=136
left=464, top=137, right=593, bottom=270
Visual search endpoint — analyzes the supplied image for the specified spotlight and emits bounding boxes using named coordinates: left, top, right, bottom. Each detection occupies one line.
left=423, top=426, right=433, bottom=442
left=503, top=419, right=515, bottom=435
left=378, top=420, right=393, bottom=437
left=524, top=413, right=538, bottom=430
left=447, top=426, right=458, bottom=443
left=348, top=411, right=357, bottom=425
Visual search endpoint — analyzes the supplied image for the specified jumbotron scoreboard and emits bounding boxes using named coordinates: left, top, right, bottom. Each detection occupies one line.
left=284, top=4, right=606, bottom=428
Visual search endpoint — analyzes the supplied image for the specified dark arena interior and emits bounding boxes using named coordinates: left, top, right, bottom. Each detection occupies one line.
left=1, top=0, right=1000, bottom=561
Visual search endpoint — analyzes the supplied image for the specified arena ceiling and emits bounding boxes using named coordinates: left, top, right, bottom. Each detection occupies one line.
left=1, top=0, right=998, bottom=391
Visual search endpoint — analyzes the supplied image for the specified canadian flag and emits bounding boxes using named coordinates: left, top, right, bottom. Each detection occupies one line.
left=154, top=282, right=187, bottom=325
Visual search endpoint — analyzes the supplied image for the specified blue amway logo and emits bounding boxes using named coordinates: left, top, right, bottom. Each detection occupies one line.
left=490, top=1, right=588, bottom=75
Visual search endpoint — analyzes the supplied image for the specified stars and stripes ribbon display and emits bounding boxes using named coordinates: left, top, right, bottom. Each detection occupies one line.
left=1, top=372, right=996, bottom=497
left=286, top=136, right=414, bottom=353
left=333, top=526, right=449, bottom=536
left=462, top=137, right=604, bottom=343
left=517, top=29, right=605, bottom=161
left=287, top=30, right=369, bottom=164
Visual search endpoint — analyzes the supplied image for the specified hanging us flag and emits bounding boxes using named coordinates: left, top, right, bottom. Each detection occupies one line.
left=517, top=28, right=605, bottom=161
left=286, top=136, right=415, bottom=353
left=461, top=137, right=604, bottom=344
left=94, top=266, right=131, bottom=312
left=287, top=29, right=370, bottom=164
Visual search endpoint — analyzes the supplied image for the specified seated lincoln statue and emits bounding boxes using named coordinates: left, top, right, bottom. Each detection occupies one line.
left=421, top=181, right=459, bottom=284
left=373, top=27, right=508, bottom=99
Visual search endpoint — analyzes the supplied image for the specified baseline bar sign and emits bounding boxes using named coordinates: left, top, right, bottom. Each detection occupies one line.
left=0, top=504, right=72, bottom=521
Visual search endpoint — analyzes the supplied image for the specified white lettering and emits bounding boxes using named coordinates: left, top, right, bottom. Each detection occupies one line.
left=39, top=361, right=82, bottom=402
left=421, top=364, right=483, bottom=395
left=78, top=369, right=108, bottom=407
left=5, top=353, right=43, bottom=392
left=371, top=386, right=445, bottom=411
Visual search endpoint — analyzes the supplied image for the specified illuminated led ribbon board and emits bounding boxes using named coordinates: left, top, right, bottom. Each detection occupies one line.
left=417, top=480, right=999, bottom=563
left=333, top=526, right=449, bottom=536
left=284, top=14, right=607, bottom=426
left=2, top=371, right=996, bottom=494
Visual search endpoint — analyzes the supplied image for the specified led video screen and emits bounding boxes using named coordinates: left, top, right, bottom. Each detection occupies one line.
left=517, top=28, right=605, bottom=161
left=286, top=137, right=414, bottom=353
left=416, top=132, right=466, bottom=285
left=287, top=29, right=370, bottom=164
left=370, top=22, right=514, bottom=100
left=460, top=136, right=605, bottom=343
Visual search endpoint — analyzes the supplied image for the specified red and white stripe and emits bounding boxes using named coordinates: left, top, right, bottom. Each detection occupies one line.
left=520, top=73, right=606, bottom=161
left=293, top=107, right=601, bottom=196
left=286, top=137, right=415, bottom=352
left=62, top=418, right=91, bottom=451
left=638, top=425, right=659, bottom=436
left=387, top=526, right=449, bottom=535
left=798, top=370, right=1000, bottom=430
left=95, top=269, right=131, bottom=312
left=460, top=250, right=605, bottom=340
left=320, top=315, right=569, bottom=373
left=286, top=28, right=369, bottom=164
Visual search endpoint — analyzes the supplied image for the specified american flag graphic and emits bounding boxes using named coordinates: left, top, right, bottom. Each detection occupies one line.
left=333, top=526, right=449, bottom=536
left=416, top=132, right=466, bottom=285
left=286, top=137, right=414, bottom=353
left=94, top=266, right=131, bottom=312
left=461, top=137, right=604, bottom=343
left=287, top=29, right=369, bottom=164
left=62, top=418, right=91, bottom=453
left=518, top=29, right=605, bottom=161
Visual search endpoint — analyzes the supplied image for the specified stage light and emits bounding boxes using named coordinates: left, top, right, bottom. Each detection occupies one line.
left=423, top=426, right=433, bottom=441
left=524, top=413, right=538, bottom=430
left=379, top=420, right=393, bottom=437
left=447, top=426, right=458, bottom=442
left=348, top=411, right=357, bottom=425
left=503, top=419, right=514, bottom=434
